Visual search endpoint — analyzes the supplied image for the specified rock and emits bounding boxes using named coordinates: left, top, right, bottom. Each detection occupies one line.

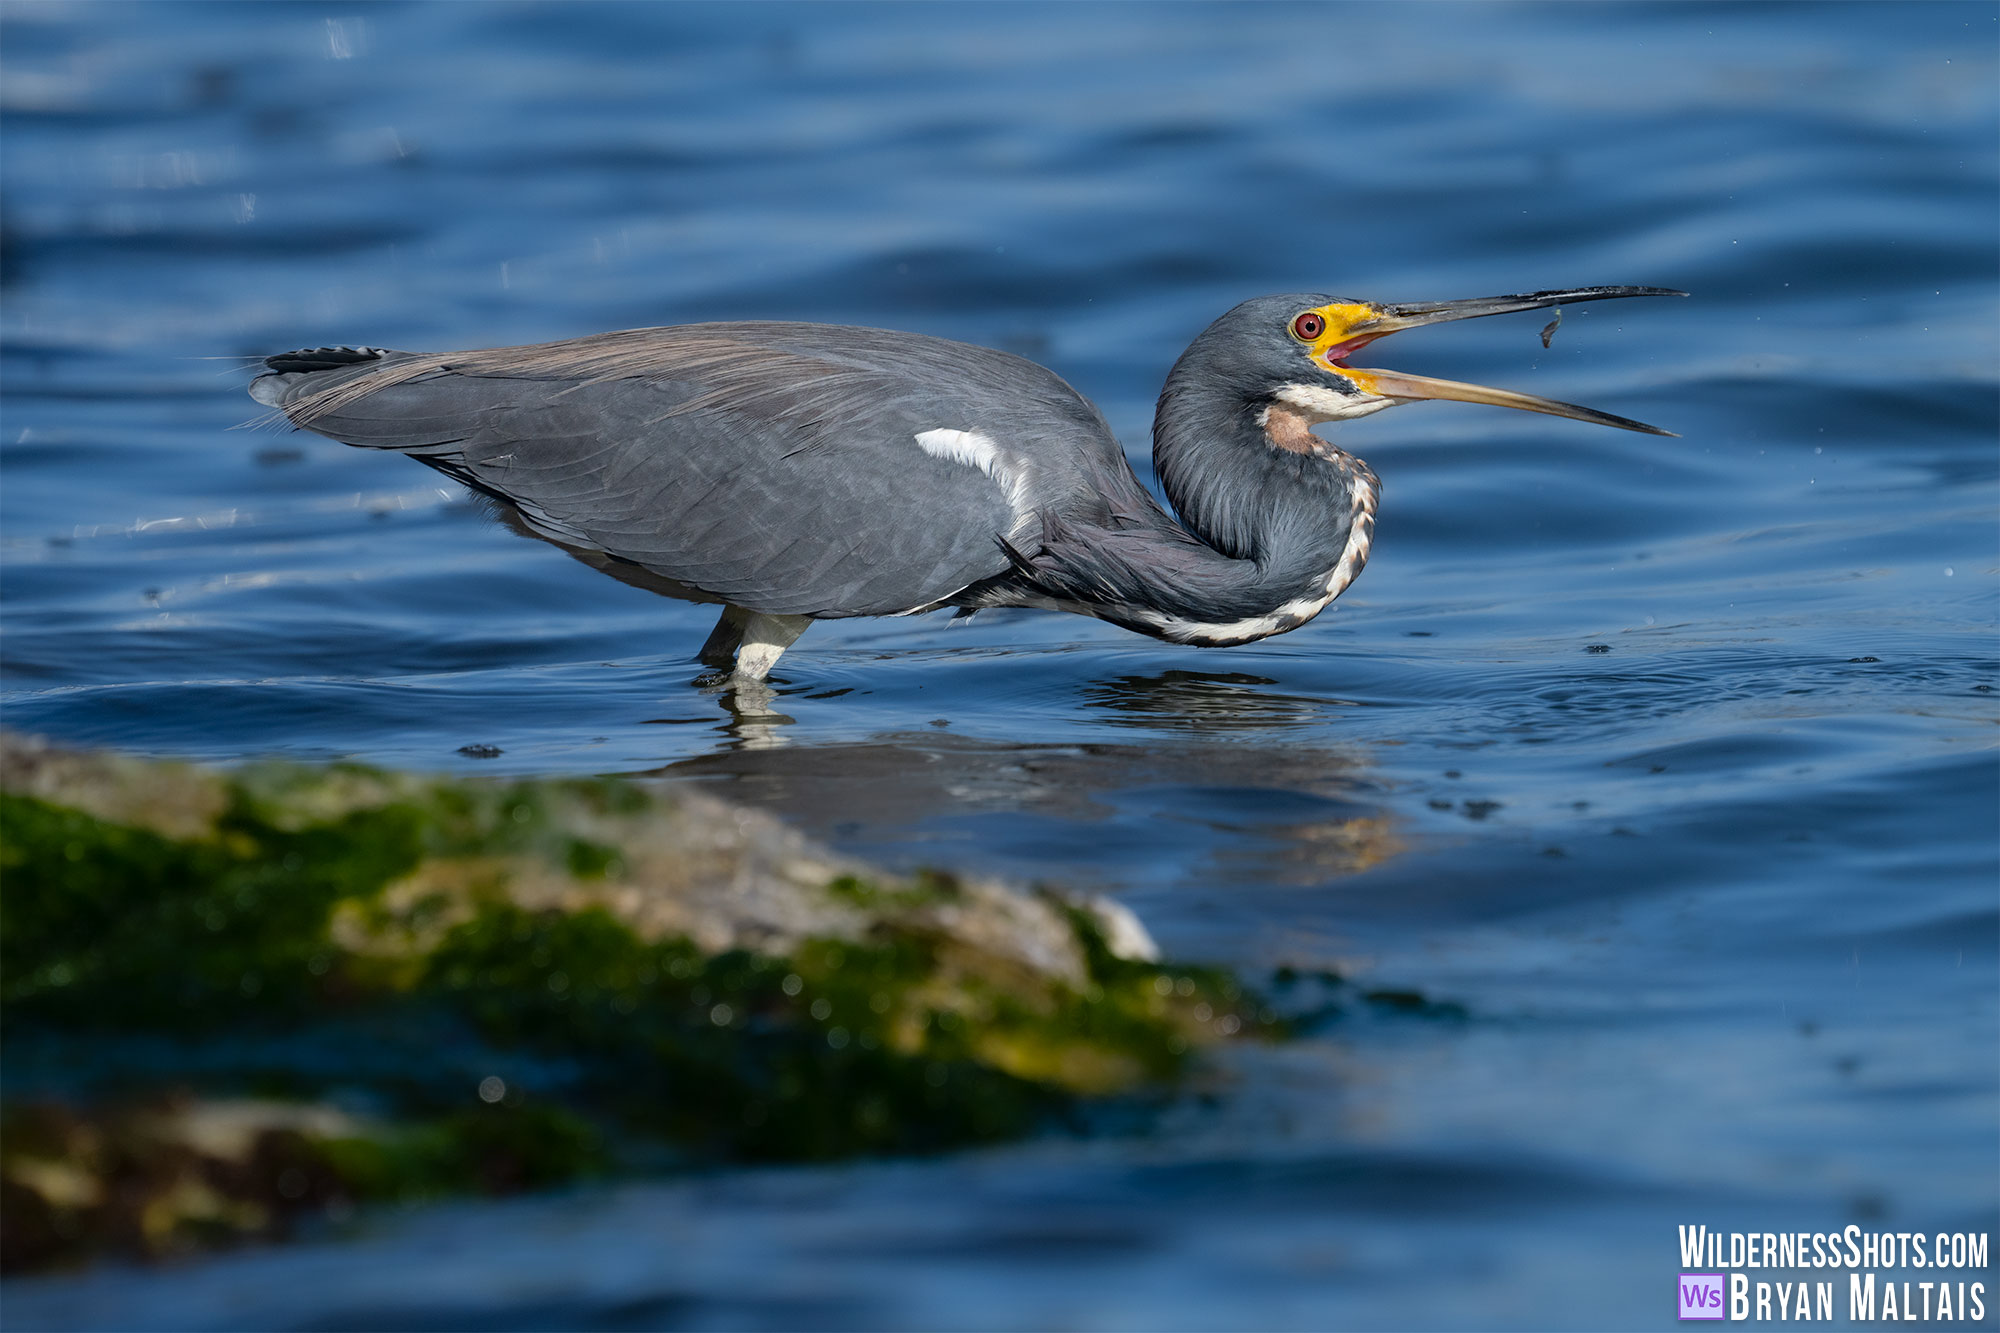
left=0, top=732, right=1264, bottom=1273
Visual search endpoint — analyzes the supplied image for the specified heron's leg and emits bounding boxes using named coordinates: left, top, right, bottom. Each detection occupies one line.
left=732, top=613, right=812, bottom=681
left=696, top=605, right=754, bottom=667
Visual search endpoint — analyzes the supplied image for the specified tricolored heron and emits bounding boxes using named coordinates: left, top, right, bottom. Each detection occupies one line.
left=250, top=286, right=1682, bottom=679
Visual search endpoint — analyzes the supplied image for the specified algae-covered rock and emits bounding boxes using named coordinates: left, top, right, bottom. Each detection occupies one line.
left=0, top=733, right=1269, bottom=1273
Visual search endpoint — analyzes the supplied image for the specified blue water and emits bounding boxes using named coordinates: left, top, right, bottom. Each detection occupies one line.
left=3, top=2, right=1995, bottom=1327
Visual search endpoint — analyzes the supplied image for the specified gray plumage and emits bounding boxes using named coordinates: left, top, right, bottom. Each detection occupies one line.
left=251, top=287, right=1680, bottom=678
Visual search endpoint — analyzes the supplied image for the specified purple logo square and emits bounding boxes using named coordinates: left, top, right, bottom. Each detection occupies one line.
left=1679, top=1273, right=1725, bottom=1320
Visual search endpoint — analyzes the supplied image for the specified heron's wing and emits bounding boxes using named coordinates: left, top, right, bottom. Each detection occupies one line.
left=257, top=324, right=1116, bottom=617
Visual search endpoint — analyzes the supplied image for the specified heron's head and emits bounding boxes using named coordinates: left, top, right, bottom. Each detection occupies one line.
left=1183, top=287, right=1684, bottom=441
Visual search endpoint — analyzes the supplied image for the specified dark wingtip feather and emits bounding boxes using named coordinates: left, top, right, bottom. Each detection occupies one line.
left=262, top=345, right=387, bottom=374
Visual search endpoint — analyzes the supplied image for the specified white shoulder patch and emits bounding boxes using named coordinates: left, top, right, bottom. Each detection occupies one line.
left=914, top=427, right=1027, bottom=519
left=914, top=427, right=1002, bottom=472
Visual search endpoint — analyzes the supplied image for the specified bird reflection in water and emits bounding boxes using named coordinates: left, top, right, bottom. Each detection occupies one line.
left=652, top=673, right=800, bottom=751
left=1081, top=670, right=1400, bottom=883
left=1082, top=669, right=1354, bottom=732
left=649, top=667, right=1400, bottom=889
left=716, top=676, right=798, bottom=751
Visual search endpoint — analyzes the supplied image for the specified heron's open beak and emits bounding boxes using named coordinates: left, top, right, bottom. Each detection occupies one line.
left=1311, top=287, right=1686, bottom=437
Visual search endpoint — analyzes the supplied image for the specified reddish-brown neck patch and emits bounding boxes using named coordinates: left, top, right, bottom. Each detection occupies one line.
left=1260, top=400, right=1322, bottom=454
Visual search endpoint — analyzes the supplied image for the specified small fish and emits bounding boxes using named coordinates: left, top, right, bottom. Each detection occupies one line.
left=1539, top=308, right=1563, bottom=349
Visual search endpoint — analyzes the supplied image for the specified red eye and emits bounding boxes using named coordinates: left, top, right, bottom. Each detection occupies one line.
left=1290, top=312, right=1325, bottom=342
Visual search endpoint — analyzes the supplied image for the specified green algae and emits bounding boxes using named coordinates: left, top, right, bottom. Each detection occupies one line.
left=1, top=792, right=423, bottom=1026
left=0, top=737, right=1272, bottom=1272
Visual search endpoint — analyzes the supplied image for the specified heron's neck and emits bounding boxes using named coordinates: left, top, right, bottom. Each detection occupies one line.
left=997, top=374, right=1379, bottom=645
left=1125, top=376, right=1378, bottom=641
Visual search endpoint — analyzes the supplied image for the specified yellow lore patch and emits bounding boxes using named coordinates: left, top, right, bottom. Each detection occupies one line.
left=1299, top=302, right=1387, bottom=368
left=1317, top=303, right=1382, bottom=339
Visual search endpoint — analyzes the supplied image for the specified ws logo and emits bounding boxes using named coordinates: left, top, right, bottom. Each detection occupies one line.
left=1679, top=1274, right=1725, bottom=1320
